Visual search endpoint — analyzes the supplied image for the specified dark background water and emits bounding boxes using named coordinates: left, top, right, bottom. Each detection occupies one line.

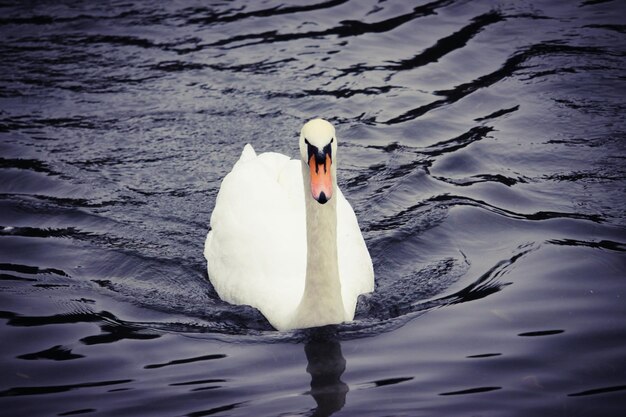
left=1, top=0, right=625, bottom=416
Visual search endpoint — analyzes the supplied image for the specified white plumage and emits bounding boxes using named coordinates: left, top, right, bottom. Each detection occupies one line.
left=204, top=119, right=374, bottom=331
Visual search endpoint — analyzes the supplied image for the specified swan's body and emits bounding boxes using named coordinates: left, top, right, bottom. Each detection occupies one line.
left=204, top=119, right=374, bottom=331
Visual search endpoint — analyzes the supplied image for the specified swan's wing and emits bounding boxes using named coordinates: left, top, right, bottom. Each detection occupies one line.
left=205, top=146, right=305, bottom=329
left=337, top=188, right=375, bottom=319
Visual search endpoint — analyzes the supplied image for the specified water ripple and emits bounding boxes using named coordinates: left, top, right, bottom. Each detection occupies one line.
left=0, top=379, right=133, bottom=397
left=568, top=384, right=626, bottom=397
left=145, top=354, right=227, bottom=370
left=439, top=386, right=501, bottom=396
left=207, top=0, right=454, bottom=49
left=186, top=0, right=350, bottom=26
left=384, top=43, right=614, bottom=124
left=339, top=10, right=507, bottom=79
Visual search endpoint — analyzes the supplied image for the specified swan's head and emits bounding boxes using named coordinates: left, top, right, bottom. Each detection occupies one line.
left=299, top=119, right=337, bottom=205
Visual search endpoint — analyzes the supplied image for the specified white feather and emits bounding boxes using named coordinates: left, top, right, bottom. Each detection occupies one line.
left=204, top=120, right=374, bottom=330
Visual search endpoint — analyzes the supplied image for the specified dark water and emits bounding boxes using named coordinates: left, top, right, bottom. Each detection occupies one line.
left=1, top=0, right=625, bottom=415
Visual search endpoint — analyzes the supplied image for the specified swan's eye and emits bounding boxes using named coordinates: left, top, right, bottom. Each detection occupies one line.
left=331, top=138, right=334, bottom=144
left=305, top=139, right=317, bottom=164
left=322, top=142, right=332, bottom=161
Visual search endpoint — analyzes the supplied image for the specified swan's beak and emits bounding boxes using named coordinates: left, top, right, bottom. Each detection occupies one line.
left=309, top=153, right=333, bottom=204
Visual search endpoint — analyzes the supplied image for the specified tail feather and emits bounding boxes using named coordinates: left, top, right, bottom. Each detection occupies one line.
left=240, top=144, right=256, bottom=162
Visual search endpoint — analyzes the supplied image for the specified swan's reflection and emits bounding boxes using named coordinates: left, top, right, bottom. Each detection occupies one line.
left=303, top=332, right=348, bottom=417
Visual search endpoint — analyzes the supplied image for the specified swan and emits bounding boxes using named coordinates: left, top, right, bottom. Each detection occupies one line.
left=204, top=119, right=374, bottom=331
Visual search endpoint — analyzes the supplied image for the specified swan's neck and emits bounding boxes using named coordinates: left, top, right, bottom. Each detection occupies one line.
left=293, top=163, right=345, bottom=328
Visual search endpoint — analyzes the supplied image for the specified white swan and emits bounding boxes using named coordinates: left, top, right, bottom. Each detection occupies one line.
left=204, top=119, right=374, bottom=331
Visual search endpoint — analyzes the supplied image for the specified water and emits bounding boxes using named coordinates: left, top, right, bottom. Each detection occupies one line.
left=1, top=0, right=625, bottom=415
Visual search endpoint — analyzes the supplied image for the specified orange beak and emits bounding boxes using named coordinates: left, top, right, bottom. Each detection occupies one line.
left=309, top=153, right=333, bottom=204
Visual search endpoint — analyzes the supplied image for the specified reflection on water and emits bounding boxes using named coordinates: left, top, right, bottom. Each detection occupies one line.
left=304, top=333, right=348, bottom=417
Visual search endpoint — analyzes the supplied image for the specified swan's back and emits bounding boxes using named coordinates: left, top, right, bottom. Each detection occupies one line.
left=205, top=144, right=373, bottom=330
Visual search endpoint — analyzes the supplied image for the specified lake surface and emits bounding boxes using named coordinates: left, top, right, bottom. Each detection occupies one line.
left=1, top=0, right=625, bottom=415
